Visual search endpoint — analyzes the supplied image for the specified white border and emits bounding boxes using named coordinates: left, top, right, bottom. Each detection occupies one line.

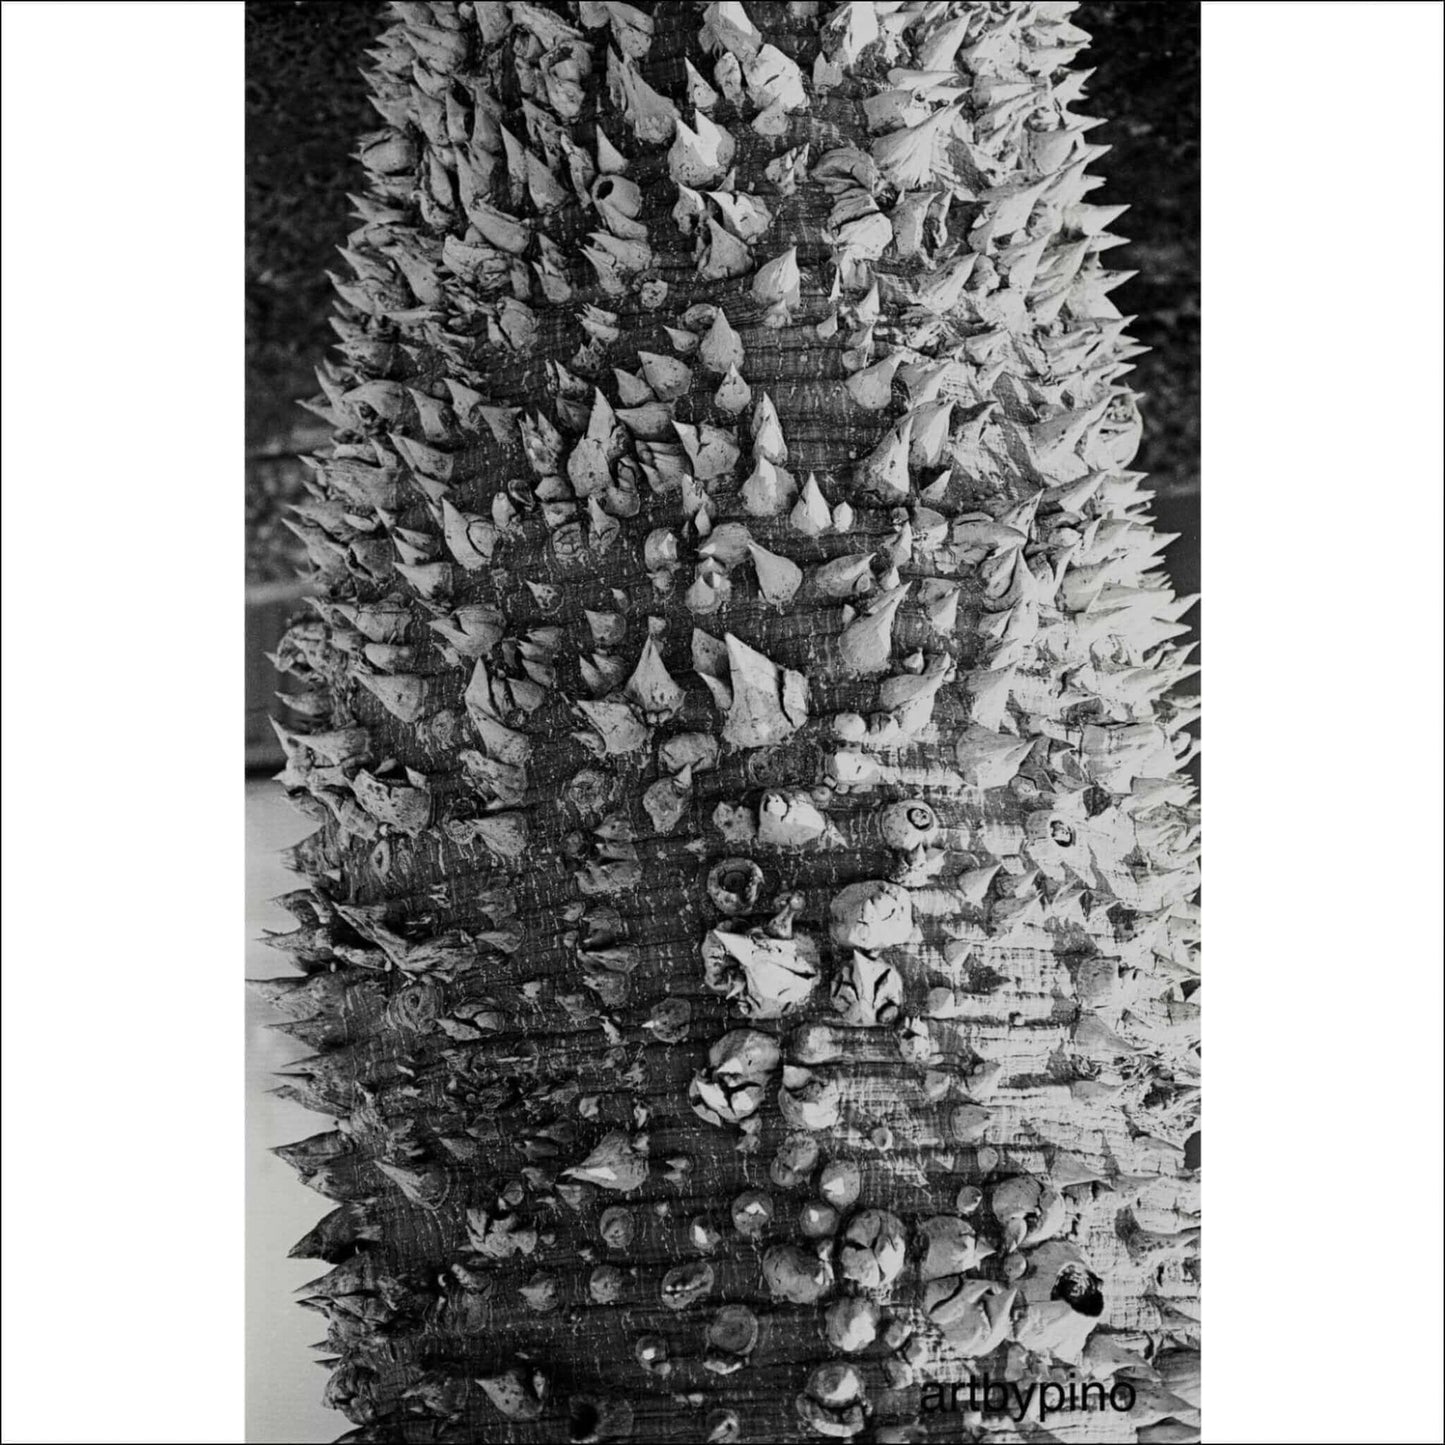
left=2, top=4, right=245, bottom=1442
left=1, top=2, right=1441, bottom=1442
left=1201, top=4, right=1444, bottom=1443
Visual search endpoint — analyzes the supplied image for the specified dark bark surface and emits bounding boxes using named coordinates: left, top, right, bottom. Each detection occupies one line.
left=257, top=4, right=1200, bottom=1440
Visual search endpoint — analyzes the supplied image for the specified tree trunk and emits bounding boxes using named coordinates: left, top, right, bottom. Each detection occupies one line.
left=257, top=2, right=1200, bottom=1440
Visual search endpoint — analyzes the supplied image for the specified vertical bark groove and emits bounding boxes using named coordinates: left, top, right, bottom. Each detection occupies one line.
left=258, top=3, right=1200, bottom=1440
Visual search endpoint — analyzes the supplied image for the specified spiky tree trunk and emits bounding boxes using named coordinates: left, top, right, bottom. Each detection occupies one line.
left=258, top=2, right=1200, bottom=1440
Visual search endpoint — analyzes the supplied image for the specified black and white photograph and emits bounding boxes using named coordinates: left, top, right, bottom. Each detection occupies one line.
left=2, top=4, right=1442, bottom=1443
left=245, top=3, right=1202, bottom=1439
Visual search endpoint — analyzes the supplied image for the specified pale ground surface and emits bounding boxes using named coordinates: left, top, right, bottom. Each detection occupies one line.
left=247, top=777, right=341, bottom=1444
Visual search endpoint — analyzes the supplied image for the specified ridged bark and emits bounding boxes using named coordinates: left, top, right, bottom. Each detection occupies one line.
left=258, top=3, right=1200, bottom=1440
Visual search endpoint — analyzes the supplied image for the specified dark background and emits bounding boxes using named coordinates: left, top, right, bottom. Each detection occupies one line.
left=244, top=0, right=1199, bottom=763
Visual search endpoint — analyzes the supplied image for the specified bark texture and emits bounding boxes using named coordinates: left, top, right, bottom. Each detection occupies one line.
left=259, top=3, right=1201, bottom=1440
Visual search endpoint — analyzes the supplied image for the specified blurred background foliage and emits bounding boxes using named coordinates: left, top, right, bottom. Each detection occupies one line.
left=1080, top=1, right=1200, bottom=532
left=246, top=1, right=377, bottom=582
